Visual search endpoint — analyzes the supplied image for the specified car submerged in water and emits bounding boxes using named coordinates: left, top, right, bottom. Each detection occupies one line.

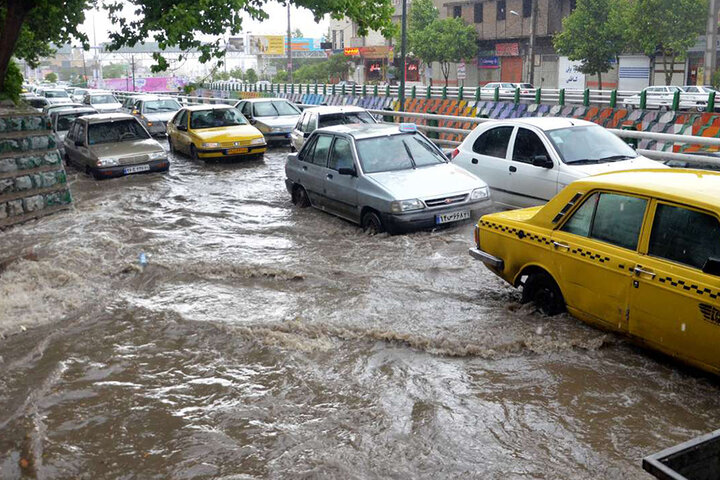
left=285, top=123, right=491, bottom=234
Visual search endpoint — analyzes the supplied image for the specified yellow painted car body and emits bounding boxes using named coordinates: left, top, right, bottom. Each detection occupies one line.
left=166, top=104, right=266, bottom=160
left=470, top=169, right=720, bottom=375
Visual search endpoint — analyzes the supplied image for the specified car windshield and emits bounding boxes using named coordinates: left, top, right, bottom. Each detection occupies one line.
left=88, top=119, right=150, bottom=145
left=55, top=112, right=91, bottom=132
left=190, top=108, right=247, bottom=129
left=144, top=99, right=181, bottom=113
left=45, top=90, right=69, bottom=98
left=356, top=132, right=447, bottom=174
left=253, top=101, right=300, bottom=117
left=547, top=125, right=638, bottom=164
left=319, top=112, right=375, bottom=128
left=91, top=95, right=117, bottom=104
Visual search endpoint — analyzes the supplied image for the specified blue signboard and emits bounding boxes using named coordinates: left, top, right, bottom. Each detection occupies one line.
left=478, top=56, right=500, bottom=69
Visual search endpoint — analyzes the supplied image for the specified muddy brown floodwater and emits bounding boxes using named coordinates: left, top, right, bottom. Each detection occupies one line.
left=1, top=144, right=720, bottom=479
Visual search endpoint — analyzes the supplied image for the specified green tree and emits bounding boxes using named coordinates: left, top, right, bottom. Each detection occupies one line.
left=0, top=0, right=396, bottom=96
left=245, top=68, right=258, bottom=83
left=103, top=62, right=127, bottom=79
left=229, top=67, right=244, bottom=80
left=274, top=70, right=289, bottom=82
left=554, top=0, right=627, bottom=90
left=44, top=71, right=58, bottom=83
left=627, top=0, right=707, bottom=85
left=210, top=70, right=230, bottom=81
left=293, top=29, right=304, bottom=38
left=411, top=17, right=477, bottom=86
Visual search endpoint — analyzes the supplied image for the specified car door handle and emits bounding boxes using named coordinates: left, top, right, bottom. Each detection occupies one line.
left=471, top=158, right=478, bottom=164
left=326, top=173, right=333, bottom=180
left=302, top=165, right=307, bottom=171
left=552, top=241, right=569, bottom=250
left=509, top=166, right=517, bottom=172
left=634, top=265, right=656, bottom=278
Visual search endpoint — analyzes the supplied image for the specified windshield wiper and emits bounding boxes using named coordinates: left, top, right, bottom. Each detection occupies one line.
left=566, top=159, right=601, bottom=164
left=597, top=154, right=637, bottom=162
left=402, top=140, right=417, bottom=169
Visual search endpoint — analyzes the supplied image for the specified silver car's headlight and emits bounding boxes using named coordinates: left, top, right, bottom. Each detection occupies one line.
left=250, top=137, right=265, bottom=145
left=271, top=127, right=284, bottom=133
left=470, top=187, right=490, bottom=201
left=149, top=151, right=166, bottom=160
left=202, top=142, right=220, bottom=148
left=98, top=157, right=119, bottom=166
left=390, top=199, right=425, bottom=213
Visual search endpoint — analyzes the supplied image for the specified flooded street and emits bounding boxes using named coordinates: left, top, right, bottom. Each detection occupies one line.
left=2, top=144, right=720, bottom=479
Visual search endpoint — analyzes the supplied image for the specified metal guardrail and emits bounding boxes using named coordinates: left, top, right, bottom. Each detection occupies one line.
left=112, top=91, right=720, bottom=166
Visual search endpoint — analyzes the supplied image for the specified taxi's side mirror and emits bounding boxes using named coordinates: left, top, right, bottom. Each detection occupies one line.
left=132, top=109, right=139, bottom=115
left=702, top=257, right=720, bottom=276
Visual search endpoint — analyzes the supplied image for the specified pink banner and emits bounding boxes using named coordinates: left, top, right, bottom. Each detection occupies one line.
left=90, top=77, right=187, bottom=92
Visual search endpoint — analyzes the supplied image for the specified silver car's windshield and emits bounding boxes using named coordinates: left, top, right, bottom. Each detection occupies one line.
left=319, top=112, right=375, bottom=128
left=547, top=125, right=638, bottom=164
left=144, top=99, right=181, bottom=113
left=88, top=120, right=150, bottom=145
left=356, top=132, right=446, bottom=174
left=91, top=95, right=117, bottom=104
left=190, top=108, right=247, bottom=129
left=253, top=101, right=300, bottom=117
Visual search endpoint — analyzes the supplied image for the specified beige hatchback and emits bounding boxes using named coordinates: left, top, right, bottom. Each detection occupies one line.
left=63, top=113, right=170, bottom=179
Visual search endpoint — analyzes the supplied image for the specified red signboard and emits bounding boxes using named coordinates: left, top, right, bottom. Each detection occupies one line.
left=496, top=42, right=519, bottom=56
left=344, top=47, right=360, bottom=56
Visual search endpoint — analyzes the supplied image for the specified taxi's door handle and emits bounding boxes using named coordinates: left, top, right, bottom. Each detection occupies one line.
left=552, top=241, right=570, bottom=250
left=634, top=265, right=656, bottom=278
left=302, top=165, right=307, bottom=171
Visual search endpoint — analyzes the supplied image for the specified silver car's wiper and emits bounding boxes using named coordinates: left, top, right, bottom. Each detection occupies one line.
left=402, top=139, right=417, bottom=169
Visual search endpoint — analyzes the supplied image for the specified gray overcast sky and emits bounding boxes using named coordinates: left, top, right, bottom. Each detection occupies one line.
left=79, top=2, right=330, bottom=46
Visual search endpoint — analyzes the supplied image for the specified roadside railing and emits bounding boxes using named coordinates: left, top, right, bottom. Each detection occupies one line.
left=112, top=91, right=720, bottom=167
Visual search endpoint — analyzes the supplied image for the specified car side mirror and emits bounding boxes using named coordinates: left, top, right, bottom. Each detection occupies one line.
left=288, top=152, right=299, bottom=162
left=338, top=167, right=357, bottom=176
left=177, top=124, right=187, bottom=131
left=702, top=257, right=720, bottom=276
left=532, top=154, right=553, bottom=168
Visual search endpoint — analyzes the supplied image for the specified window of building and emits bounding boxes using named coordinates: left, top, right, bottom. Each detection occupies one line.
left=497, top=0, right=506, bottom=20
left=474, top=3, right=483, bottom=22
left=523, top=0, right=532, bottom=17
left=649, top=204, right=720, bottom=270
left=453, top=5, right=462, bottom=18
left=472, top=126, right=514, bottom=158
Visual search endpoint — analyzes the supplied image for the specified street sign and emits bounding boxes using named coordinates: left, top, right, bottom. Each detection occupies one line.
left=457, top=62, right=466, bottom=80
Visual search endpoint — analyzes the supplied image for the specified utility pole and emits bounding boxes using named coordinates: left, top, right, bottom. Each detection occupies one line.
left=704, top=0, right=719, bottom=85
left=131, top=55, right=136, bottom=92
left=528, top=0, right=538, bottom=85
left=399, top=0, right=408, bottom=113
left=287, top=4, right=293, bottom=83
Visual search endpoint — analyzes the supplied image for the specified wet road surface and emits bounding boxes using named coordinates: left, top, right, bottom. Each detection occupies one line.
left=1, top=144, right=720, bottom=479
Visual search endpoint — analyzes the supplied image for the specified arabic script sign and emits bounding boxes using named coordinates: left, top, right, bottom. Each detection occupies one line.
left=558, top=57, right=585, bottom=89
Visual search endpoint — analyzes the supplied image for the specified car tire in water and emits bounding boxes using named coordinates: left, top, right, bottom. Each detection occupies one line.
left=292, top=185, right=310, bottom=208
left=168, top=137, right=176, bottom=154
left=521, top=271, right=565, bottom=316
left=190, top=145, right=199, bottom=161
left=361, top=211, right=385, bottom=235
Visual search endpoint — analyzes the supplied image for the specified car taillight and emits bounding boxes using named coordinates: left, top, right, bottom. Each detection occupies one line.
left=451, top=148, right=459, bottom=159
left=474, top=224, right=480, bottom=248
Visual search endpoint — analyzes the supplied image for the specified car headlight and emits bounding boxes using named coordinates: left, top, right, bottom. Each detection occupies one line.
left=390, top=199, right=425, bottom=213
left=250, top=137, right=265, bottom=145
left=149, top=151, right=166, bottom=160
left=202, top=142, right=220, bottom=148
left=98, top=157, right=118, bottom=167
left=270, top=127, right=285, bottom=133
left=470, top=187, right=490, bottom=201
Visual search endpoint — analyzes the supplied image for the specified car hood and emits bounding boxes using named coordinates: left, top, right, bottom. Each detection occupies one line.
left=144, top=111, right=178, bottom=122
left=191, top=124, right=263, bottom=141
left=88, top=138, right=163, bottom=158
left=567, top=155, right=666, bottom=177
left=366, top=163, right=487, bottom=200
left=255, top=116, right=298, bottom=128
left=47, top=98, right=73, bottom=105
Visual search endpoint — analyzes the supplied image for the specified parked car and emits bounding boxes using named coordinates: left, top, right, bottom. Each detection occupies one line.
left=71, top=88, right=89, bottom=103
left=622, top=86, right=686, bottom=110
left=480, top=82, right=517, bottom=96
left=234, top=98, right=301, bottom=145
left=121, top=94, right=142, bottom=112
left=470, top=169, right=720, bottom=376
left=451, top=117, right=664, bottom=209
left=665, top=151, right=720, bottom=171
left=680, top=85, right=718, bottom=112
left=82, top=91, right=123, bottom=113
left=285, top=123, right=491, bottom=234
left=128, top=95, right=182, bottom=135
left=291, top=105, right=376, bottom=152
left=514, top=83, right=536, bottom=95
left=166, top=104, right=266, bottom=161
left=63, top=113, right=169, bottom=179
left=38, top=87, right=74, bottom=105
left=50, top=106, right=97, bottom=155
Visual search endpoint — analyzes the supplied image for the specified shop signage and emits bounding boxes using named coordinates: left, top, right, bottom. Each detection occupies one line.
left=478, top=56, right=500, bottom=69
left=344, top=47, right=360, bottom=56
left=496, top=42, right=519, bottom=56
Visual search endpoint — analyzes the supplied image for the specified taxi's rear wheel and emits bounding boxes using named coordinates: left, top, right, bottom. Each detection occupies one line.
left=292, top=185, right=310, bottom=208
left=522, top=271, right=565, bottom=316
left=362, top=211, right=384, bottom=235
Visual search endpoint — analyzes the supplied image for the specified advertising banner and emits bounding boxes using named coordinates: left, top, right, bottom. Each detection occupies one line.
left=285, top=37, right=322, bottom=52
left=96, top=76, right=187, bottom=92
left=496, top=43, right=519, bottom=57
left=249, top=35, right=285, bottom=55
left=558, top=57, right=585, bottom=89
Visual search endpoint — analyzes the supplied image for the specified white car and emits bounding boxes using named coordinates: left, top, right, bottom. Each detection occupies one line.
left=622, top=86, right=682, bottom=110
left=290, top=105, right=376, bottom=152
left=38, top=87, right=74, bottom=105
left=82, top=91, right=123, bottom=113
left=480, top=82, right=517, bottom=97
left=680, top=85, right=718, bottom=111
left=234, top=98, right=301, bottom=145
left=451, top=117, right=664, bottom=209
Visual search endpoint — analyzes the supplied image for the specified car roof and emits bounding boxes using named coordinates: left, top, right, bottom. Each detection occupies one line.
left=53, top=106, right=96, bottom=115
left=573, top=169, right=720, bottom=210
left=183, top=103, right=235, bottom=111
left=489, top=117, right=596, bottom=131
left=240, top=97, right=291, bottom=103
left=302, top=105, right=367, bottom=115
left=316, top=123, right=411, bottom=139
left=78, top=113, right=136, bottom=123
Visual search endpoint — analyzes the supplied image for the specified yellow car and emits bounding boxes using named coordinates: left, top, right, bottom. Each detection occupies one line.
left=166, top=104, right=266, bottom=161
left=470, top=169, right=720, bottom=375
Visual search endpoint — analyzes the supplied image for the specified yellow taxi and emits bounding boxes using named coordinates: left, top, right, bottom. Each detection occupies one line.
left=166, top=104, right=266, bottom=161
left=470, top=169, right=720, bottom=375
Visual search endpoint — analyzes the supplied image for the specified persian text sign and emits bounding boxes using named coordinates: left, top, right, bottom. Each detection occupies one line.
left=496, top=43, right=519, bottom=57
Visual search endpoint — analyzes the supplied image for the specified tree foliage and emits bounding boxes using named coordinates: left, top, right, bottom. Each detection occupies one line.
left=44, top=72, right=58, bottom=82
left=245, top=68, right=258, bottom=84
left=229, top=67, right=244, bottom=80
left=103, top=63, right=127, bottom=79
left=627, top=0, right=707, bottom=85
left=274, top=70, right=289, bottom=82
left=293, top=53, right=354, bottom=83
left=553, top=0, right=626, bottom=89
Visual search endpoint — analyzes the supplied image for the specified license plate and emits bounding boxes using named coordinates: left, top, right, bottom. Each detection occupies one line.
left=436, top=210, right=470, bottom=224
left=226, top=147, right=248, bottom=155
left=123, top=164, right=150, bottom=174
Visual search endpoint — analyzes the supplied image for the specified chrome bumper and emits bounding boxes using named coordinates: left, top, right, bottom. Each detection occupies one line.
left=469, top=247, right=504, bottom=270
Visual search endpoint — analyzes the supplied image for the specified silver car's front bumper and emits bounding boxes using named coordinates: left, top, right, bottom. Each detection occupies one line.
left=469, top=247, right=504, bottom=270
